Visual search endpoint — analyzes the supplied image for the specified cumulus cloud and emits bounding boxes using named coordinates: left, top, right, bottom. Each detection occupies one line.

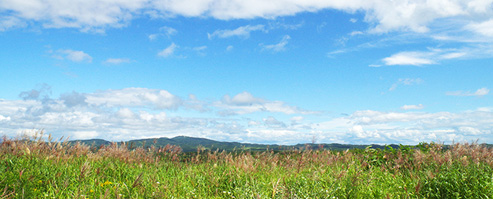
left=0, top=115, right=11, bottom=122
left=263, top=116, right=287, bottom=128
left=0, top=0, right=147, bottom=32
left=19, top=84, right=52, bottom=100
left=466, top=19, right=493, bottom=37
left=60, top=91, right=87, bottom=107
left=158, top=43, right=177, bottom=57
left=208, top=25, right=265, bottom=39
left=4, top=84, right=493, bottom=144
left=86, top=88, right=183, bottom=110
left=0, top=0, right=490, bottom=40
left=261, top=35, right=290, bottom=52
left=344, top=109, right=493, bottom=143
left=446, top=87, right=490, bottom=96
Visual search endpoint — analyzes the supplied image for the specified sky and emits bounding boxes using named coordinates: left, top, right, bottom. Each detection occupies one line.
left=0, top=0, right=492, bottom=145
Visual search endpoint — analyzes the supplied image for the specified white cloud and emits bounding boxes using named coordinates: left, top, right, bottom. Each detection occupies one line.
left=389, top=78, right=423, bottom=91
left=0, top=115, right=11, bottom=122
left=261, top=35, right=290, bottom=52
left=1, top=87, right=493, bottom=144
left=466, top=19, right=493, bottom=37
left=268, top=21, right=304, bottom=30
left=86, top=87, right=183, bottom=109
left=382, top=47, right=471, bottom=66
left=400, top=104, right=424, bottom=110
left=193, top=46, right=207, bottom=51
left=3, top=83, right=493, bottom=144
left=216, top=91, right=316, bottom=115
left=0, top=0, right=147, bottom=32
left=158, top=43, right=177, bottom=57
left=208, top=25, right=266, bottom=39
left=159, top=26, right=177, bottom=36
left=57, top=49, right=92, bottom=63
left=71, top=131, right=99, bottom=140
left=223, top=91, right=264, bottom=106
left=0, top=0, right=491, bottom=39
left=103, top=58, right=132, bottom=65
left=0, top=16, right=26, bottom=31
left=446, top=87, right=490, bottom=96
left=149, top=26, right=177, bottom=40
left=383, top=51, right=435, bottom=66
left=349, top=31, right=363, bottom=36
left=263, top=116, right=287, bottom=128
left=226, top=45, right=234, bottom=51
left=440, top=52, right=467, bottom=59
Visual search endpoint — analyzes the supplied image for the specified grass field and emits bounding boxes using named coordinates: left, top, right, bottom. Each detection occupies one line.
left=1, top=133, right=492, bottom=198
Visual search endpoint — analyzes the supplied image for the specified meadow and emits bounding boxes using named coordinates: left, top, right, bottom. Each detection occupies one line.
left=1, top=133, right=492, bottom=198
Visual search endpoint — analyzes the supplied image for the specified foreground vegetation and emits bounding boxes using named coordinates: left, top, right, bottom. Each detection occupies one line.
left=1, top=133, right=493, bottom=198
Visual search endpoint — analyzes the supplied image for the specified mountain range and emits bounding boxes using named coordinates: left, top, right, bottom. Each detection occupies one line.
left=70, top=136, right=401, bottom=152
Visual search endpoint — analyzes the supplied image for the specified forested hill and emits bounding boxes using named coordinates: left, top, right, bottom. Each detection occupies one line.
left=69, top=136, right=405, bottom=152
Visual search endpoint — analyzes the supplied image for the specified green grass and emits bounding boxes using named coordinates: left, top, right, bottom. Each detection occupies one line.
left=1, top=133, right=492, bottom=198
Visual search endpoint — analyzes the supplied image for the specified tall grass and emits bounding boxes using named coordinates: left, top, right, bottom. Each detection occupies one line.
left=1, top=132, right=492, bottom=198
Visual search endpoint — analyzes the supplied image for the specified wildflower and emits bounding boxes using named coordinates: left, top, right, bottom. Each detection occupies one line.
left=90, top=189, right=94, bottom=193
left=100, top=181, right=113, bottom=187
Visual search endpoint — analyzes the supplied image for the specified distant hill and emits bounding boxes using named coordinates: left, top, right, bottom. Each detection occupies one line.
left=70, top=136, right=403, bottom=152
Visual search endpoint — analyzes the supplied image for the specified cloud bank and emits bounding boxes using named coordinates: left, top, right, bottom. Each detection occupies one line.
left=1, top=87, right=492, bottom=144
left=2, top=0, right=493, bottom=36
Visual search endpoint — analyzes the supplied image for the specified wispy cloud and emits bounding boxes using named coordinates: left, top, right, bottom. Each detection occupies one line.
left=149, top=26, right=177, bottom=40
left=0, top=16, right=26, bottom=31
left=261, top=35, right=290, bottom=52
left=208, top=25, right=265, bottom=39
left=103, top=58, right=132, bottom=65
left=158, top=43, right=177, bottom=57
left=383, top=51, right=435, bottom=66
left=215, top=91, right=317, bottom=116
left=400, top=104, right=424, bottom=110
left=382, top=47, right=470, bottom=66
left=56, top=49, right=92, bottom=63
left=389, top=78, right=423, bottom=91
left=446, top=87, right=490, bottom=96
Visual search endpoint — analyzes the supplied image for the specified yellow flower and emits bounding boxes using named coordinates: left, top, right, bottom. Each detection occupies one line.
left=100, top=181, right=113, bottom=187
left=90, top=189, right=94, bottom=193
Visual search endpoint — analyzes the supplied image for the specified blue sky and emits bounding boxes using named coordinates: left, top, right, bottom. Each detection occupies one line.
left=1, top=0, right=492, bottom=144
